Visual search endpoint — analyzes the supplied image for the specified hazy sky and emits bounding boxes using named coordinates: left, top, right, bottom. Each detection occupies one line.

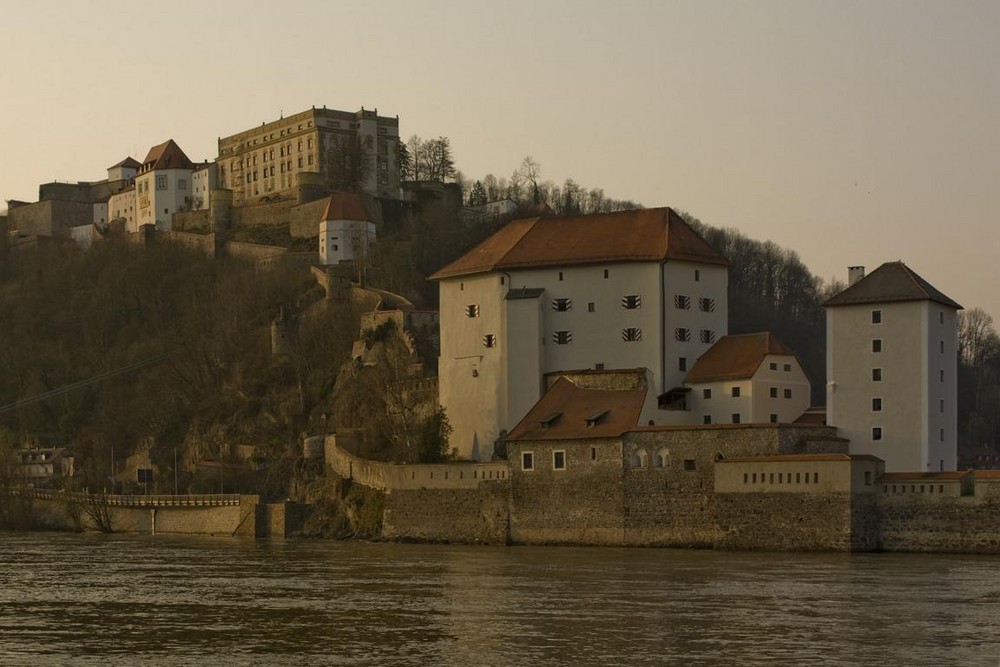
left=2, top=0, right=997, bottom=318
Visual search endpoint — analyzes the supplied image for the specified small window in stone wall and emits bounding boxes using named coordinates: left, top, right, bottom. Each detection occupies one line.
left=865, top=471, right=872, bottom=485
left=553, top=450, right=566, bottom=470
left=683, top=459, right=697, bottom=471
left=631, top=448, right=648, bottom=468
left=590, top=446, right=597, bottom=461
left=521, top=452, right=534, bottom=471
left=655, top=448, right=670, bottom=468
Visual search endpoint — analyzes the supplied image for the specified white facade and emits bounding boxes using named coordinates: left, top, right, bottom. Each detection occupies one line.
left=191, top=164, right=217, bottom=211
left=136, top=168, right=193, bottom=231
left=319, top=218, right=376, bottom=266
left=438, top=259, right=728, bottom=460
left=109, top=188, right=136, bottom=230
left=684, top=354, right=811, bottom=425
left=827, top=299, right=958, bottom=472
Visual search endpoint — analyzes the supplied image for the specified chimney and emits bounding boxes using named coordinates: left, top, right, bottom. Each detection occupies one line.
left=848, top=266, right=865, bottom=286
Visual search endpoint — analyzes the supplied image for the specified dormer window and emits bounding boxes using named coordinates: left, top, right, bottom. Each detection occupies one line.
left=539, top=412, right=562, bottom=429
left=586, top=410, right=609, bottom=428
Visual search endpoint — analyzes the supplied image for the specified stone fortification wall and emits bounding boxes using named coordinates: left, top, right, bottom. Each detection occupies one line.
left=8, top=199, right=91, bottom=236
left=877, top=475, right=1000, bottom=553
left=325, top=437, right=508, bottom=490
left=26, top=494, right=260, bottom=537
left=231, top=199, right=297, bottom=228
left=715, top=492, right=856, bottom=551
left=158, top=230, right=218, bottom=258
left=172, top=209, right=212, bottom=232
left=506, top=438, right=626, bottom=545
left=225, top=240, right=287, bottom=262
left=289, top=198, right=331, bottom=239
left=382, top=484, right=510, bottom=544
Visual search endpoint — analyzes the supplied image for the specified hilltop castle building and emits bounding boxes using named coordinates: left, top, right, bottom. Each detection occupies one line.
left=825, top=262, right=961, bottom=471
left=216, top=107, right=400, bottom=205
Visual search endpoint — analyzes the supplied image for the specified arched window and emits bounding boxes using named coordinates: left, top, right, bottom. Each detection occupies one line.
left=714, top=452, right=725, bottom=462
left=631, top=448, right=649, bottom=468
left=654, top=447, right=670, bottom=468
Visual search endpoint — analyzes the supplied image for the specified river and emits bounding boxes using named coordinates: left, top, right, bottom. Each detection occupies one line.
left=0, top=532, right=998, bottom=666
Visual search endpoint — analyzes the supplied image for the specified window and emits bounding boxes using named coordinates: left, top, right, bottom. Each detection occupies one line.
left=872, top=397, right=882, bottom=411
left=553, top=451, right=566, bottom=470
left=732, top=413, right=741, bottom=424
left=500, top=276, right=505, bottom=285
left=940, top=340, right=945, bottom=353
left=622, top=294, right=641, bottom=309
left=872, top=339, right=882, bottom=353
left=940, top=399, right=945, bottom=413
left=558, top=271, right=564, bottom=281
left=631, top=449, right=648, bottom=468
left=622, top=327, right=642, bottom=342
left=156, top=175, right=167, bottom=190
left=683, top=459, right=697, bottom=471
left=482, top=334, right=496, bottom=348
left=699, top=297, right=715, bottom=312
left=674, top=295, right=690, bottom=309
left=553, top=331, right=572, bottom=345
left=769, top=362, right=778, bottom=371
left=603, top=269, right=609, bottom=279
left=552, top=298, right=572, bottom=312
left=731, top=386, right=741, bottom=397
left=521, top=452, right=534, bottom=471
left=694, top=269, right=700, bottom=282
left=783, top=364, right=792, bottom=372
left=588, top=302, right=595, bottom=312
left=872, top=310, right=882, bottom=324
left=770, top=387, right=778, bottom=398
left=675, top=328, right=690, bottom=342
left=940, top=369, right=945, bottom=382
left=872, top=368, right=882, bottom=382
left=770, top=414, right=778, bottom=423
left=590, top=447, right=597, bottom=461
left=703, top=415, right=712, bottom=424
left=700, top=329, right=716, bottom=344
left=465, top=304, right=480, bottom=318
left=784, top=389, right=792, bottom=399
left=873, top=427, right=882, bottom=441
left=940, top=428, right=945, bottom=442
left=679, top=357, right=687, bottom=372
left=703, top=389, right=711, bottom=399
left=178, top=179, right=187, bottom=190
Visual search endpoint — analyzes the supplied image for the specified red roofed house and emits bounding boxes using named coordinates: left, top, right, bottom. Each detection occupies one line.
left=135, top=139, right=196, bottom=231
left=430, top=207, right=730, bottom=460
left=825, top=262, right=961, bottom=472
left=678, top=331, right=811, bottom=425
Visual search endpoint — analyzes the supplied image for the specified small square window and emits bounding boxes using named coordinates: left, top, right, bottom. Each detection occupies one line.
left=769, top=362, right=778, bottom=371
left=552, top=298, right=572, bottom=312
left=770, top=387, right=778, bottom=398
left=703, top=415, right=712, bottom=425
left=703, top=388, right=711, bottom=399
left=553, top=330, right=572, bottom=345
left=872, top=339, right=882, bottom=353
left=622, top=327, right=642, bottom=342
left=872, top=310, right=882, bottom=324
left=731, top=386, right=740, bottom=397
left=521, top=452, right=534, bottom=471
left=482, top=334, right=496, bottom=348
left=683, top=459, right=697, bottom=471
left=872, top=397, right=882, bottom=411
left=622, top=295, right=641, bottom=309
left=873, top=427, right=882, bottom=441
left=674, top=294, right=690, bottom=309
left=783, top=364, right=791, bottom=372
left=769, top=414, right=778, bottom=423
left=784, top=388, right=792, bottom=399
left=465, top=304, right=480, bottom=318
left=732, top=413, right=741, bottom=424
left=553, top=451, right=566, bottom=470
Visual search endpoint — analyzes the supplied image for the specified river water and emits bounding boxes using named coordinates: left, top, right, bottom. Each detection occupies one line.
left=0, top=533, right=998, bottom=666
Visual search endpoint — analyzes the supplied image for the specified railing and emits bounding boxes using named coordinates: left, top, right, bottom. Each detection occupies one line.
left=13, top=489, right=243, bottom=507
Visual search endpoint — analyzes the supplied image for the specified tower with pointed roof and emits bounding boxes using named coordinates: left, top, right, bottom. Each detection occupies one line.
left=430, top=207, right=730, bottom=460
left=824, top=261, right=961, bottom=471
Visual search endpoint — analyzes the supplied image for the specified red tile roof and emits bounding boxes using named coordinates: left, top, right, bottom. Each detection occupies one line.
left=141, top=139, right=195, bottom=172
left=322, top=193, right=373, bottom=222
left=824, top=261, right=962, bottom=309
left=429, top=207, right=728, bottom=280
left=684, top=332, right=796, bottom=383
left=507, top=376, right=647, bottom=441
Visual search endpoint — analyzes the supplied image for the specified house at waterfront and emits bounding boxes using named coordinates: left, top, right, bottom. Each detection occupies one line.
left=430, top=207, right=731, bottom=460
left=825, top=262, right=961, bottom=472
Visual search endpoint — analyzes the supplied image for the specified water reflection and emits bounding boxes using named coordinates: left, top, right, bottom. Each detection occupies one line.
left=0, top=533, right=998, bottom=665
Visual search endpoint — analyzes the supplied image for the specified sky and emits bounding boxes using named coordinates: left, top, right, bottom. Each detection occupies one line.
left=1, top=0, right=997, bottom=318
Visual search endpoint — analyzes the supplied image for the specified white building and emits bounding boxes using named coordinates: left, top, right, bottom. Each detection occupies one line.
left=825, top=262, right=961, bottom=472
left=135, top=139, right=196, bottom=231
left=430, top=207, right=729, bottom=460
left=318, top=193, right=377, bottom=267
left=191, top=162, right=217, bottom=211
left=109, top=187, right=136, bottom=230
left=680, top=332, right=811, bottom=425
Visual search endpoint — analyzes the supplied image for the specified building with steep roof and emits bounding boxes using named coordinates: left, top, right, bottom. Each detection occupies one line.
left=677, top=331, right=811, bottom=425
left=318, top=193, right=379, bottom=267
left=825, top=261, right=961, bottom=472
left=431, top=207, right=730, bottom=460
left=135, top=139, right=197, bottom=231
